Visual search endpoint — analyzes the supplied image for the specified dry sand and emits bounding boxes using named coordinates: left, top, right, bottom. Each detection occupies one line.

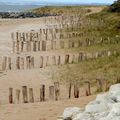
left=0, top=6, right=103, bottom=120
left=0, top=96, right=95, bottom=120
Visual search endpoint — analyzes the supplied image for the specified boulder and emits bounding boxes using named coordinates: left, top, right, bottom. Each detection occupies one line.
left=100, top=103, right=120, bottom=120
left=63, top=107, right=82, bottom=120
left=73, top=112, right=94, bottom=120
left=108, top=84, right=120, bottom=102
left=62, top=84, right=120, bottom=120
left=85, top=100, right=109, bottom=113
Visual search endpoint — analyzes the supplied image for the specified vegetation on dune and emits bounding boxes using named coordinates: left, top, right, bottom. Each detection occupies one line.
left=49, top=54, right=120, bottom=92
left=33, top=4, right=120, bottom=92
left=51, top=5, right=120, bottom=91
left=88, top=10, right=120, bottom=38
left=32, top=6, right=91, bottom=15
left=109, top=0, right=120, bottom=12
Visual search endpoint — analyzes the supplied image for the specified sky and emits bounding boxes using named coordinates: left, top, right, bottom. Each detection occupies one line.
left=0, top=0, right=115, bottom=4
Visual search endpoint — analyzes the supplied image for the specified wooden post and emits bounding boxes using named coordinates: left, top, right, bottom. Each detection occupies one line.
left=42, top=41, right=46, bottom=51
left=52, top=56, right=56, bottom=65
left=26, top=56, right=31, bottom=69
left=21, top=58, right=24, bottom=69
left=49, top=86, right=54, bottom=100
left=31, top=57, right=34, bottom=68
left=16, top=57, right=20, bottom=69
left=96, top=79, right=103, bottom=92
left=65, top=54, right=70, bottom=64
left=54, top=82, right=60, bottom=101
left=21, top=41, right=24, bottom=52
left=22, top=86, right=28, bottom=103
left=69, top=83, right=72, bottom=99
left=29, top=88, right=34, bottom=103
left=40, top=56, right=44, bottom=68
left=79, top=52, right=84, bottom=61
left=46, top=56, right=49, bottom=66
left=16, top=89, right=20, bottom=104
left=16, top=41, right=20, bottom=53
left=40, top=84, right=45, bottom=102
left=74, top=83, right=79, bottom=98
left=85, top=81, right=91, bottom=96
left=2, top=56, right=7, bottom=71
left=9, top=88, right=13, bottom=104
left=8, top=57, right=11, bottom=70
left=58, top=56, right=61, bottom=65
left=13, top=41, right=16, bottom=53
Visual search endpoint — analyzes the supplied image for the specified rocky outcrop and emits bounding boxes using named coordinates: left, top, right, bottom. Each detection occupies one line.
left=0, top=12, right=58, bottom=18
left=61, top=84, right=120, bottom=120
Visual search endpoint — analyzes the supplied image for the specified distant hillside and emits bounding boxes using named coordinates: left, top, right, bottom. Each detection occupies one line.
left=32, top=6, right=92, bottom=15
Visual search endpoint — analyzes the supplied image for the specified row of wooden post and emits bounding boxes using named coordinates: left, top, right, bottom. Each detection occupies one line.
left=9, top=82, right=60, bottom=104
left=9, top=81, right=93, bottom=104
left=9, top=78, right=108, bottom=104
left=1, top=50, right=116, bottom=71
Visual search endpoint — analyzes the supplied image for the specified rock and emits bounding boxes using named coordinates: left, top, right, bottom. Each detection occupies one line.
left=109, top=84, right=120, bottom=94
left=73, top=112, right=94, bottom=120
left=63, top=107, right=82, bottom=120
left=100, top=103, right=120, bottom=120
left=108, top=84, right=120, bottom=102
left=94, top=111, right=109, bottom=120
left=85, top=100, right=109, bottom=113
left=62, top=84, right=120, bottom=120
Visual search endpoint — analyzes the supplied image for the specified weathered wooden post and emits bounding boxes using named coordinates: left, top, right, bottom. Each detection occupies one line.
left=49, top=86, right=54, bottom=100
left=40, top=56, right=44, bottom=68
left=74, top=83, right=79, bottom=98
left=21, top=57, right=24, bottom=69
left=38, top=41, right=41, bottom=51
left=31, top=57, right=34, bottom=68
left=65, top=54, right=70, bottom=64
left=96, top=78, right=103, bottom=92
left=16, top=56, right=20, bottom=69
left=33, top=41, right=37, bottom=51
left=22, top=86, right=28, bottom=103
left=21, top=41, right=24, bottom=52
left=26, top=56, right=31, bottom=69
left=16, top=89, right=20, bottom=104
left=13, top=41, right=16, bottom=53
left=40, top=84, right=45, bottom=102
left=54, top=82, right=60, bottom=101
left=72, top=55, right=75, bottom=63
left=52, top=56, right=56, bottom=65
left=101, top=79, right=108, bottom=92
left=9, top=88, right=13, bottom=104
left=85, top=81, right=91, bottom=96
left=46, top=56, right=49, bottom=66
left=26, top=41, right=31, bottom=52
left=29, top=88, right=34, bottom=103
left=16, top=32, right=20, bottom=53
left=79, top=52, right=84, bottom=61
left=58, top=56, right=61, bottom=65
left=42, top=41, right=46, bottom=51
left=2, top=56, right=7, bottom=71
left=8, top=57, right=11, bottom=70
left=69, top=83, right=72, bottom=99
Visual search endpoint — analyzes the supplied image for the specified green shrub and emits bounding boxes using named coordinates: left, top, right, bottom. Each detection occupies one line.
left=109, top=0, right=120, bottom=12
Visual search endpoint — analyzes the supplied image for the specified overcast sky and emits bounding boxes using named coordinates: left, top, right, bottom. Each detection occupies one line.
left=1, top=0, right=115, bottom=4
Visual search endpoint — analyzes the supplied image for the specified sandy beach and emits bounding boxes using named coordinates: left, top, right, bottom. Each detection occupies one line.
left=0, top=6, right=103, bottom=120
